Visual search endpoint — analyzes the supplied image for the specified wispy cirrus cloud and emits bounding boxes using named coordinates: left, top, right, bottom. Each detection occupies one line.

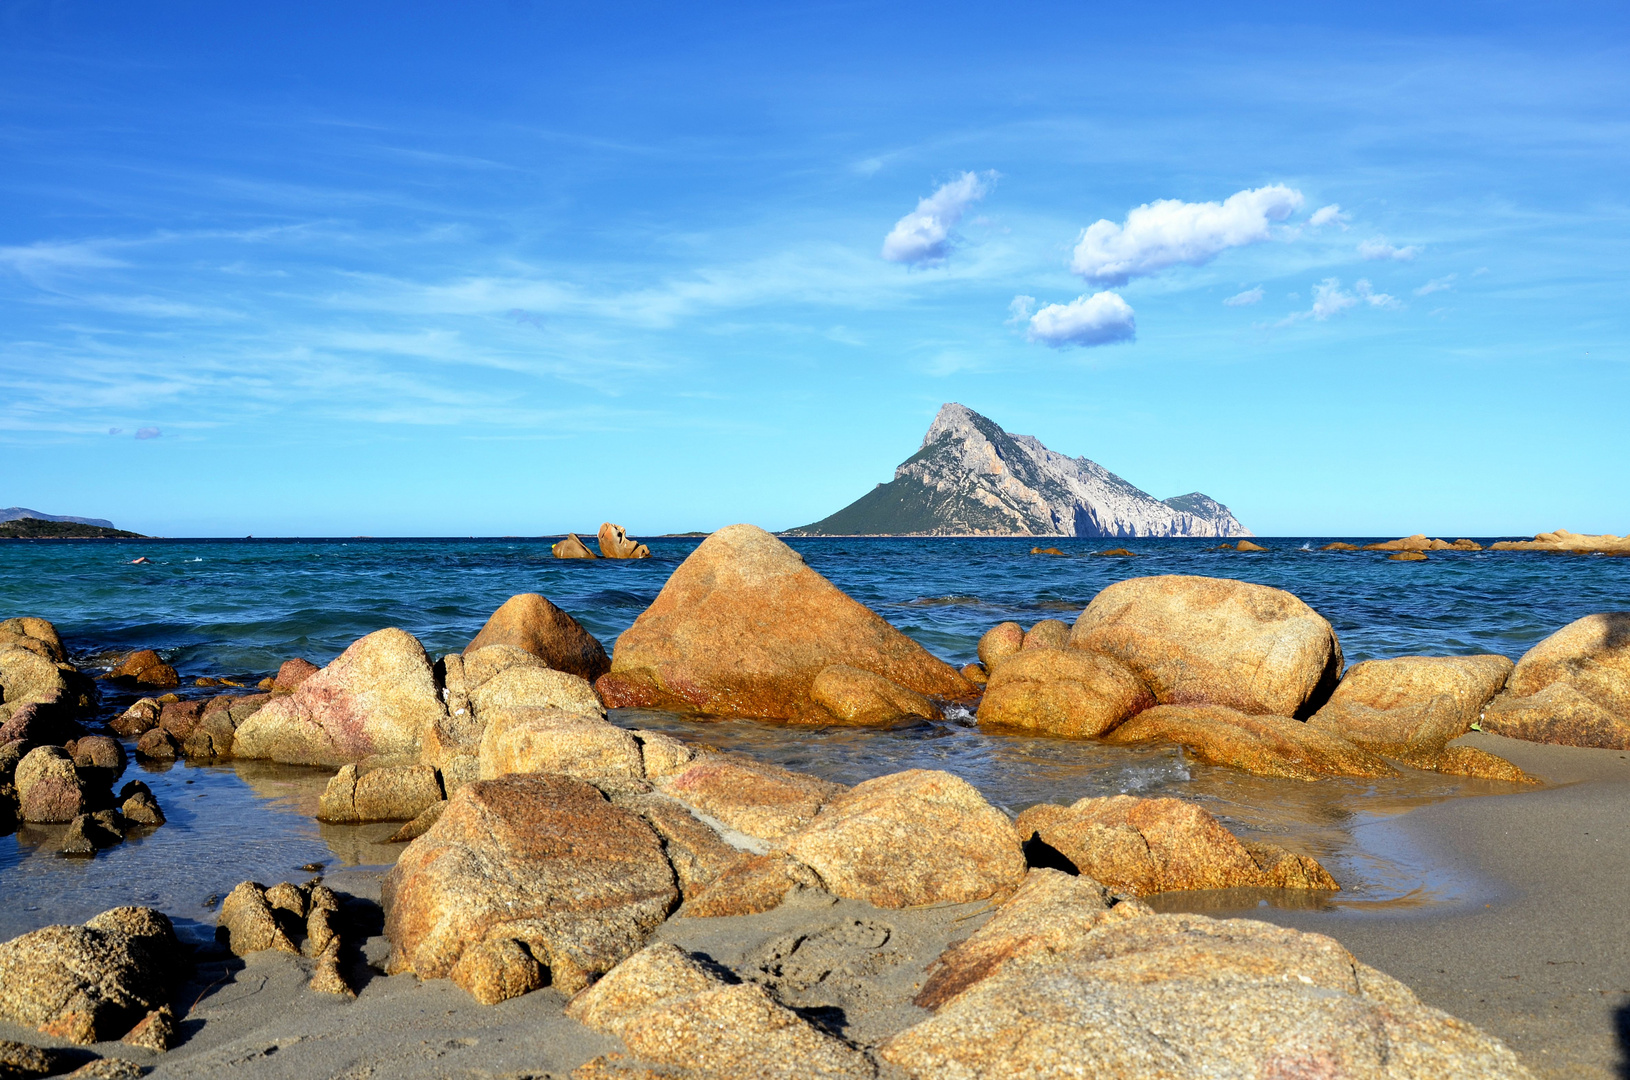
left=1274, top=277, right=1399, bottom=326
left=881, top=171, right=997, bottom=266
left=1358, top=237, right=1422, bottom=261
left=1415, top=273, right=1456, bottom=296
left=1308, top=204, right=1348, bottom=229
left=1069, top=184, right=1304, bottom=285
left=1223, top=286, right=1264, bottom=306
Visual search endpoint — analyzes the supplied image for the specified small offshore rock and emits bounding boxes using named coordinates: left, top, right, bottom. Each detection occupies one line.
left=15, top=746, right=91, bottom=823
left=552, top=533, right=598, bottom=559
left=1389, top=551, right=1429, bottom=561
left=597, top=523, right=650, bottom=560
left=107, top=651, right=179, bottom=689
left=133, top=728, right=179, bottom=762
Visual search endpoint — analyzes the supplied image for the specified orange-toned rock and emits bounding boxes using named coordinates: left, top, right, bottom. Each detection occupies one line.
left=1308, top=655, right=1515, bottom=769
left=1234, top=540, right=1267, bottom=552
left=1389, top=551, right=1428, bottom=561
left=1012, top=795, right=1336, bottom=896
left=681, top=850, right=824, bottom=917
left=655, top=756, right=843, bottom=842
left=598, top=525, right=973, bottom=723
left=552, top=533, right=598, bottom=559
left=915, top=868, right=1145, bottom=1009
left=882, top=913, right=1533, bottom=1079
left=1021, top=619, right=1070, bottom=651
left=107, top=650, right=178, bottom=689
left=809, top=664, right=939, bottom=725
left=476, top=709, right=644, bottom=781
left=1450, top=538, right=1482, bottom=551
left=1070, top=575, right=1342, bottom=718
left=1321, top=542, right=1359, bottom=551
left=597, top=523, right=651, bottom=560
left=1480, top=613, right=1630, bottom=748
left=1104, top=704, right=1397, bottom=781
left=1489, top=529, right=1630, bottom=554
left=1362, top=534, right=1442, bottom=551
left=1434, top=744, right=1535, bottom=782
left=465, top=593, right=610, bottom=682
left=784, top=769, right=1026, bottom=908
left=232, top=628, right=445, bottom=766
left=976, top=647, right=1151, bottom=738
left=273, top=658, right=319, bottom=691
left=959, top=662, right=987, bottom=687
left=0, top=617, right=66, bottom=664
left=1030, top=546, right=1066, bottom=556
left=382, top=774, right=677, bottom=998
left=976, top=622, right=1024, bottom=669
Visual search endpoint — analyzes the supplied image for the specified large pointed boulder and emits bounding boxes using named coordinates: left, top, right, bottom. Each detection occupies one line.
left=597, top=524, right=973, bottom=723
left=1481, top=613, right=1630, bottom=748
left=465, top=593, right=610, bottom=682
left=1070, top=575, right=1343, bottom=719
left=232, top=628, right=445, bottom=766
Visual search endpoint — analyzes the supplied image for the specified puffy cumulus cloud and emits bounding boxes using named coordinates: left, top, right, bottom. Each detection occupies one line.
left=1358, top=237, right=1421, bottom=261
left=1024, top=291, right=1136, bottom=348
left=1415, top=273, right=1456, bottom=296
left=1276, top=277, right=1399, bottom=326
left=1069, top=185, right=1304, bottom=285
left=1308, top=204, right=1348, bottom=229
left=880, top=171, right=996, bottom=266
left=1223, top=286, right=1264, bottom=307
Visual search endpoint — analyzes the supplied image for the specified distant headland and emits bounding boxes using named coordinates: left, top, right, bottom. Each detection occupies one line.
left=0, top=507, right=143, bottom=539
left=788, top=403, right=1253, bottom=538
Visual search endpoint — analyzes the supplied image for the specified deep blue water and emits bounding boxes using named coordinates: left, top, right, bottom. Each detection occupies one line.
left=2, top=535, right=1627, bottom=941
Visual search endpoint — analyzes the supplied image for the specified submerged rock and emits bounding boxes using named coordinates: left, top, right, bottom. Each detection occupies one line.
left=883, top=910, right=1534, bottom=1079
left=1070, top=575, right=1343, bottom=719
left=1104, top=703, right=1397, bottom=781
left=976, top=647, right=1151, bottom=738
left=598, top=525, right=973, bottom=724
left=233, top=628, right=446, bottom=766
left=0, top=908, right=179, bottom=1044
left=784, top=769, right=1026, bottom=908
left=383, top=773, right=678, bottom=999
left=466, top=593, right=611, bottom=683
left=1481, top=613, right=1630, bottom=749
left=1013, top=795, right=1336, bottom=896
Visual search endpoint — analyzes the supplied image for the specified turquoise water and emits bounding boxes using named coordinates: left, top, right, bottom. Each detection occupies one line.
left=2, top=535, right=1626, bottom=941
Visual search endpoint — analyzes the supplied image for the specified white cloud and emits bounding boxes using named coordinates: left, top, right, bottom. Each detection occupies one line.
left=1415, top=273, right=1456, bottom=296
left=1309, top=204, right=1348, bottom=229
left=1355, top=278, right=1399, bottom=309
left=1069, top=184, right=1304, bottom=285
left=1358, top=237, right=1422, bottom=261
left=1275, top=277, right=1399, bottom=326
left=1025, top=292, right=1136, bottom=348
left=0, top=240, right=125, bottom=275
left=1223, top=286, right=1264, bottom=307
left=1006, top=294, right=1035, bottom=325
left=880, top=171, right=995, bottom=266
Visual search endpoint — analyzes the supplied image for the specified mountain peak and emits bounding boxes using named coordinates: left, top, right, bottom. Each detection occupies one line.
left=791, top=405, right=1251, bottom=537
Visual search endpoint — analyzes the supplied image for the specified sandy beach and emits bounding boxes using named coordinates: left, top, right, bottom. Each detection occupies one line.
left=0, top=730, right=1621, bottom=1079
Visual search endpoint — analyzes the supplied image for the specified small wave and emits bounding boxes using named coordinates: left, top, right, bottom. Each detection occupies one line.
left=941, top=703, right=977, bottom=726
left=899, top=595, right=983, bottom=607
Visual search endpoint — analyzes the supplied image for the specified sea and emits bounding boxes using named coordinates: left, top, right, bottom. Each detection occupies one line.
left=3, top=534, right=1627, bottom=944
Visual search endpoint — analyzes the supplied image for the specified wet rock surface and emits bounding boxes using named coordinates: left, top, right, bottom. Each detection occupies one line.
left=1104, top=702, right=1399, bottom=780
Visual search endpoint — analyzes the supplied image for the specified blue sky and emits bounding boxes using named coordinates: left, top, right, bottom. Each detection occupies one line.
left=2, top=1, right=1626, bottom=537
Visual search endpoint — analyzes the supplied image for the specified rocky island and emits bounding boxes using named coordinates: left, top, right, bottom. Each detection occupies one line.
left=790, top=403, right=1252, bottom=537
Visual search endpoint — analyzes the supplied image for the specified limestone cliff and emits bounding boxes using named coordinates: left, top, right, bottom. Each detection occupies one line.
left=791, top=404, right=1252, bottom=538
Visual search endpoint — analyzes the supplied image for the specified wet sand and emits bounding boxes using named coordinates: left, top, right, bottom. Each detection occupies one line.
left=1241, top=732, right=1630, bottom=1080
